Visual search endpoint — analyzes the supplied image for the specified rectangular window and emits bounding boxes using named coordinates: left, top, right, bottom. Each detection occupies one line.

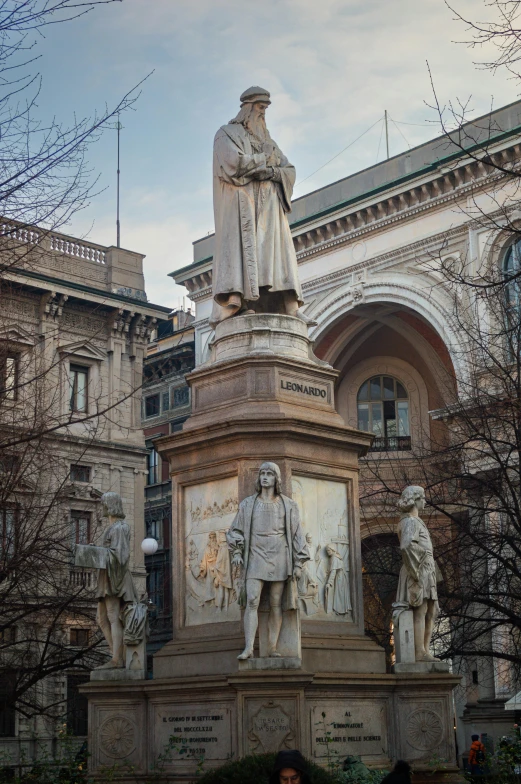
left=397, top=401, right=410, bottom=436
left=71, top=511, right=90, bottom=545
left=0, top=627, right=16, bottom=645
left=66, top=674, right=89, bottom=736
left=145, top=394, right=160, bottom=418
left=371, top=402, right=383, bottom=436
left=357, top=403, right=369, bottom=431
left=173, top=386, right=189, bottom=407
left=70, top=628, right=90, bottom=647
left=70, top=464, right=90, bottom=483
left=69, top=365, right=88, bottom=413
left=147, top=449, right=160, bottom=485
left=0, top=508, right=16, bottom=560
left=383, top=400, right=397, bottom=437
left=162, top=390, right=170, bottom=412
left=0, top=674, right=15, bottom=737
left=1, top=355, right=19, bottom=401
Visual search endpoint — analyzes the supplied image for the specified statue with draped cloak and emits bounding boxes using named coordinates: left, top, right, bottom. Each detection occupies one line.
left=210, top=86, right=305, bottom=328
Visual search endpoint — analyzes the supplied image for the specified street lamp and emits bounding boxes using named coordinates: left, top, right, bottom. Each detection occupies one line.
left=141, top=537, right=159, bottom=556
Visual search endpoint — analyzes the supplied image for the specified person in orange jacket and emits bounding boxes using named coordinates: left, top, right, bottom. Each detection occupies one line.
left=468, top=734, right=487, bottom=775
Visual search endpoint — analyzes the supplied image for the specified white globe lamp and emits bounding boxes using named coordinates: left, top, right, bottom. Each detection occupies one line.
left=141, top=537, right=159, bottom=556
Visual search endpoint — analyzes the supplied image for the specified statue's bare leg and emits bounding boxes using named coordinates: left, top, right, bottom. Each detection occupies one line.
left=238, top=579, right=263, bottom=660
left=267, top=581, right=285, bottom=657
left=106, top=596, right=125, bottom=667
left=422, top=600, right=440, bottom=661
left=413, top=602, right=428, bottom=661
left=96, top=600, right=113, bottom=654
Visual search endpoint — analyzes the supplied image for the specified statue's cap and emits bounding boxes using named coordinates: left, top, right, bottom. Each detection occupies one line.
left=240, top=86, right=271, bottom=105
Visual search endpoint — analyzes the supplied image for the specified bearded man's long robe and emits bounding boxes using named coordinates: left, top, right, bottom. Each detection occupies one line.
left=211, top=122, right=303, bottom=326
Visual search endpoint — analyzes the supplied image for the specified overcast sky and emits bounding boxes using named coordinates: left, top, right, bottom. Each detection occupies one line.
left=36, top=0, right=517, bottom=308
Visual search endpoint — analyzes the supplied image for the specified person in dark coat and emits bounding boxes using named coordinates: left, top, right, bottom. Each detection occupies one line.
left=380, top=760, right=412, bottom=784
left=269, top=750, right=310, bottom=784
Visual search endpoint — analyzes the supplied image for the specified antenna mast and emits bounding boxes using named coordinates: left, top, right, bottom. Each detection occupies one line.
left=384, top=110, right=390, bottom=160
left=116, top=115, right=122, bottom=248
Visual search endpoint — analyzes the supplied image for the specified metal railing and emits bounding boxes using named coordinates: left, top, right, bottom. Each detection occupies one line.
left=370, top=436, right=412, bottom=452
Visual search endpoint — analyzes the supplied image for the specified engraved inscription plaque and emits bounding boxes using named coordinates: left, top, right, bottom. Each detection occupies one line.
left=310, top=702, right=388, bottom=760
left=155, top=705, right=233, bottom=762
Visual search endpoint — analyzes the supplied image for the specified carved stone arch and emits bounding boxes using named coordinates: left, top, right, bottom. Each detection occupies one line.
left=309, top=275, right=467, bottom=388
left=337, top=356, right=430, bottom=453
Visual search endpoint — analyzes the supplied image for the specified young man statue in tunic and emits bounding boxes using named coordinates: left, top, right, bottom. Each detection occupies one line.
left=210, top=86, right=308, bottom=328
left=226, top=462, right=309, bottom=660
left=395, top=485, right=441, bottom=662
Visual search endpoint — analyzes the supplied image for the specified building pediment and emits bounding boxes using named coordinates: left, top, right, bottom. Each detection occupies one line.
left=58, top=340, right=107, bottom=361
left=0, top=325, right=36, bottom=347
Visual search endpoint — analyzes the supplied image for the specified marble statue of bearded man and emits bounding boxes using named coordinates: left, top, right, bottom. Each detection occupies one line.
left=210, top=86, right=304, bottom=328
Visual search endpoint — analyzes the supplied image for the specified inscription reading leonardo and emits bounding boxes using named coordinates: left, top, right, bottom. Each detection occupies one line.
left=280, top=380, right=327, bottom=398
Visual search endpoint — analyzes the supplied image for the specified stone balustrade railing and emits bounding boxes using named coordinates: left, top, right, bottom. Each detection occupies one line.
left=0, top=221, right=106, bottom=264
left=49, top=233, right=106, bottom=264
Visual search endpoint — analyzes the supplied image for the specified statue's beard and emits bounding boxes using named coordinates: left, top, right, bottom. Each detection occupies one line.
left=244, top=114, right=269, bottom=141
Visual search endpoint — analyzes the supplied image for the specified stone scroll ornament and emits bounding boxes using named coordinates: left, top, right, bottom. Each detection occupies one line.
left=392, top=485, right=442, bottom=663
left=226, top=462, right=309, bottom=659
left=74, top=491, right=148, bottom=670
left=210, top=86, right=315, bottom=329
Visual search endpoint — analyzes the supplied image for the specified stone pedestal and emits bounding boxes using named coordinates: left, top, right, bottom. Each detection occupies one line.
left=82, top=315, right=460, bottom=781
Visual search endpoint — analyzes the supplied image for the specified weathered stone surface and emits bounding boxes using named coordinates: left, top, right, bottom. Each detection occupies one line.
left=207, top=314, right=325, bottom=366
left=238, top=657, right=301, bottom=671
left=394, top=661, right=451, bottom=673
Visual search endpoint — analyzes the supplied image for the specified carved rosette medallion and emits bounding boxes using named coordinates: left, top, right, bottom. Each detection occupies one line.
left=405, top=709, right=443, bottom=751
left=99, top=715, right=136, bottom=758
left=248, top=701, right=295, bottom=753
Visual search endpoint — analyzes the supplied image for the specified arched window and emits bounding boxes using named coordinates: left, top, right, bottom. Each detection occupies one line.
left=357, top=375, right=410, bottom=451
left=503, top=239, right=521, bottom=310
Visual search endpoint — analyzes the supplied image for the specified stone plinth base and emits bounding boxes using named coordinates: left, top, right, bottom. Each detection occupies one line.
left=82, top=670, right=460, bottom=782
left=207, top=313, right=326, bottom=367
left=394, top=661, right=451, bottom=674
left=238, top=656, right=301, bottom=671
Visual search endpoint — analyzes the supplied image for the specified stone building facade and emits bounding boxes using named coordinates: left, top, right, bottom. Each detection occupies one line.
left=173, top=100, right=521, bottom=764
left=0, top=225, right=168, bottom=769
left=142, top=309, right=195, bottom=660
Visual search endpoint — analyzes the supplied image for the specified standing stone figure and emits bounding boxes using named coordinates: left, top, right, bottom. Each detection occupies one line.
left=74, top=492, right=141, bottom=670
left=226, top=462, right=309, bottom=659
left=210, top=86, right=304, bottom=328
left=395, top=485, right=440, bottom=662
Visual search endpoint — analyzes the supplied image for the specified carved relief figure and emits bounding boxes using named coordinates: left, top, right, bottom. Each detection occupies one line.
left=74, top=491, right=145, bottom=670
left=227, top=462, right=309, bottom=659
left=199, top=531, right=219, bottom=604
left=211, top=87, right=306, bottom=328
left=214, top=530, right=234, bottom=610
left=324, top=544, right=351, bottom=615
left=297, top=533, right=320, bottom=615
left=395, top=485, right=440, bottom=662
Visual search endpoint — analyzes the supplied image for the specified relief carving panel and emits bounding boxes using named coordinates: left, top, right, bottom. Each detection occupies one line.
left=291, top=475, right=351, bottom=622
left=184, top=476, right=240, bottom=626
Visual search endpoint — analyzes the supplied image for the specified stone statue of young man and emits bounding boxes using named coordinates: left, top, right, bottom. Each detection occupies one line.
left=226, top=462, right=309, bottom=660
left=395, top=485, right=440, bottom=662
left=210, top=86, right=305, bottom=328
